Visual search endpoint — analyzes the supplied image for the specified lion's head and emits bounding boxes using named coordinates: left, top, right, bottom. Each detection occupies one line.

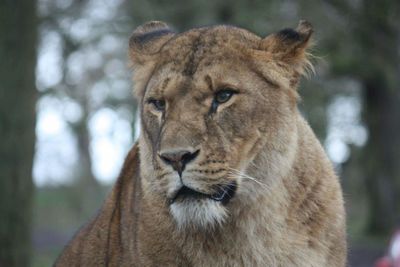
left=129, top=21, right=313, bottom=229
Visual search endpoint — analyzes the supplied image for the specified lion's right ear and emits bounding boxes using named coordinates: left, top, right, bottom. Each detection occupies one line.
left=259, top=20, right=313, bottom=77
left=129, top=21, right=175, bottom=66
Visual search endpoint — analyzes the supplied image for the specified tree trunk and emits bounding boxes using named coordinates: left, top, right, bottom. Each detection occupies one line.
left=0, top=1, right=38, bottom=266
left=75, top=98, right=98, bottom=188
left=73, top=99, right=102, bottom=216
left=322, top=0, right=400, bottom=235
left=363, top=77, right=400, bottom=234
left=358, top=0, right=400, bottom=234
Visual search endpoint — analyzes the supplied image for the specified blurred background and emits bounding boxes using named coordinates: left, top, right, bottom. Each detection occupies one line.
left=0, top=0, right=399, bottom=266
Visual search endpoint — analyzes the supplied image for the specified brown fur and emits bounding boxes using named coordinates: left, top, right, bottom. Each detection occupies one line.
left=55, top=20, right=347, bottom=266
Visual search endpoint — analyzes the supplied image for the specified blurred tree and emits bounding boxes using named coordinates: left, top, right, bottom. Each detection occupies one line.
left=0, top=0, right=38, bottom=266
left=32, top=2, right=136, bottom=264
left=40, top=0, right=99, bottom=191
left=323, top=0, right=400, bottom=234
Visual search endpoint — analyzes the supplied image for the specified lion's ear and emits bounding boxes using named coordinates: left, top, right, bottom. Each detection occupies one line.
left=129, top=21, right=175, bottom=99
left=260, top=20, right=313, bottom=74
left=129, top=21, right=175, bottom=65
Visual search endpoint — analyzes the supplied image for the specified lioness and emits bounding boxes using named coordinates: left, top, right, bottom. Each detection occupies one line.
left=55, top=20, right=347, bottom=266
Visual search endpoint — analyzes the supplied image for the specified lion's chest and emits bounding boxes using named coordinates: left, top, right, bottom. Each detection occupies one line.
left=184, top=237, right=270, bottom=267
left=138, top=224, right=326, bottom=267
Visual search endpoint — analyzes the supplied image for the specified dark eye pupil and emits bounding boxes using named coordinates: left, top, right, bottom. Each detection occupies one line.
left=155, top=100, right=165, bottom=110
left=215, top=90, right=233, bottom=103
left=150, top=99, right=165, bottom=111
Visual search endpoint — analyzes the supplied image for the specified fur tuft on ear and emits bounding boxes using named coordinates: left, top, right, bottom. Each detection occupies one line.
left=260, top=20, right=314, bottom=77
left=129, top=21, right=175, bottom=65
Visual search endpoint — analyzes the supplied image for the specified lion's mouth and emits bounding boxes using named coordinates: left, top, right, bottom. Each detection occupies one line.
left=169, top=182, right=237, bottom=205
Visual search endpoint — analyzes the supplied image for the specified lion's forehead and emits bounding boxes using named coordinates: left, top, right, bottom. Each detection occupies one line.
left=163, top=26, right=261, bottom=52
left=156, top=26, right=260, bottom=76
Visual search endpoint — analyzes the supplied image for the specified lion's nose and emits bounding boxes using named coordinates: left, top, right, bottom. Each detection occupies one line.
left=159, top=149, right=200, bottom=176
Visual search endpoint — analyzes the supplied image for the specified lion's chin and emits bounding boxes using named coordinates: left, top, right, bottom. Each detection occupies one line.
left=170, top=199, right=228, bottom=230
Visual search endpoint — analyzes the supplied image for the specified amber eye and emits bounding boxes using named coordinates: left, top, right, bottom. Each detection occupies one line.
left=214, top=89, right=236, bottom=104
left=148, top=99, right=166, bottom=111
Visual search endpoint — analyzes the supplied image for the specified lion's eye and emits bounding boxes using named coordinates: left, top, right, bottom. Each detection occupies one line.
left=210, top=89, right=237, bottom=114
left=214, top=89, right=236, bottom=104
left=148, top=99, right=166, bottom=111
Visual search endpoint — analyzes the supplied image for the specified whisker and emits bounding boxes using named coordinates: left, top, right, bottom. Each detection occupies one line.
left=227, top=167, right=270, bottom=190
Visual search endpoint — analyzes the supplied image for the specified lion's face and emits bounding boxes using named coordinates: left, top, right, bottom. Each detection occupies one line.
left=130, top=21, right=312, bottom=229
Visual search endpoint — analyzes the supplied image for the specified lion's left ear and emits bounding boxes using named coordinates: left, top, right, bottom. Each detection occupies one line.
left=129, top=21, right=175, bottom=65
left=129, top=21, right=176, bottom=99
left=260, top=20, right=313, bottom=75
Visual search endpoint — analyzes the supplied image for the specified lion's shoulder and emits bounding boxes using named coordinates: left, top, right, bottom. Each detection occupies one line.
left=55, top=144, right=141, bottom=266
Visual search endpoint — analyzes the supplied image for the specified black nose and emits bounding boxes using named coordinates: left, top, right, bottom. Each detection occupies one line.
left=159, top=149, right=200, bottom=176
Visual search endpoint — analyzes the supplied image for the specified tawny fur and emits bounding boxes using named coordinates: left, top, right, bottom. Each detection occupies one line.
left=55, top=20, right=347, bottom=267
